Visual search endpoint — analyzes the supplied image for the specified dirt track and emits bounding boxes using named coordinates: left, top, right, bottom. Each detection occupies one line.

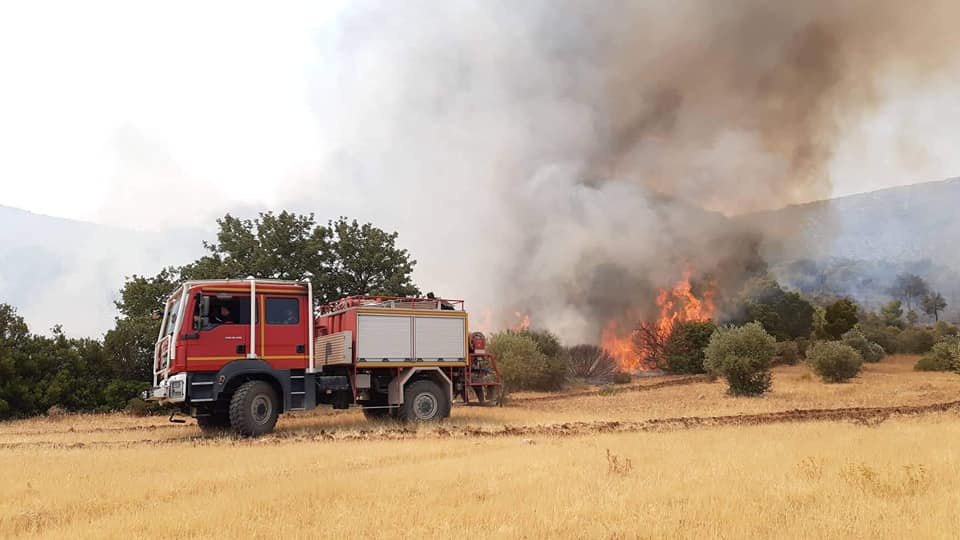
left=5, top=398, right=958, bottom=450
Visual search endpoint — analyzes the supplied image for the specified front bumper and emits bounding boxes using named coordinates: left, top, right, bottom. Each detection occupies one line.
left=142, top=372, right=187, bottom=403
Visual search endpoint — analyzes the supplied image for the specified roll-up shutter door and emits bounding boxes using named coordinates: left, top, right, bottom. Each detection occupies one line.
left=414, top=316, right=466, bottom=362
left=356, top=315, right=412, bottom=362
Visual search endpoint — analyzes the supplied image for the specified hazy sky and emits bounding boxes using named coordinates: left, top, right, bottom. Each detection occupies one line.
left=2, top=1, right=959, bottom=231
left=2, top=1, right=960, bottom=338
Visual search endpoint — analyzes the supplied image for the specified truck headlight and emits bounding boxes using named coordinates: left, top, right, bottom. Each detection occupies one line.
left=169, top=375, right=186, bottom=400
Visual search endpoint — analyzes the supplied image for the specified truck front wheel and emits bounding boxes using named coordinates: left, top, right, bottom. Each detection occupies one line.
left=398, top=380, right=449, bottom=422
left=229, top=380, right=279, bottom=436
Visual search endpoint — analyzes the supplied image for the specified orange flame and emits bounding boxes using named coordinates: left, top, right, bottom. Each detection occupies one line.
left=601, top=271, right=715, bottom=372
left=513, top=311, right=531, bottom=331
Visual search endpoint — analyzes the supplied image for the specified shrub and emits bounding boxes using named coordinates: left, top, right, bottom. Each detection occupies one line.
left=661, top=320, right=717, bottom=374
left=611, top=371, right=632, bottom=384
left=794, top=337, right=811, bottom=358
left=123, top=398, right=156, bottom=416
left=488, top=331, right=566, bottom=392
left=859, top=316, right=902, bottom=354
left=775, top=341, right=800, bottom=365
left=932, top=321, right=958, bottom=341
left=897, top=327, right=935, bottom=354
left=567, top=344, right=618, bottom=383
left=841, top=328, right=885, bottom=363
left=914, top=337, right=960, bottom=372
left=808, top=341, right=863, bottom=383
left=103, top=380, right=151, bottom=410
left=704, top=322, right=776, bottom=396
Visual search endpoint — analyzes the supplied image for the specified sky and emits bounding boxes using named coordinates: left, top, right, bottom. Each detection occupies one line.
left=3, top=1, right=960, bottom=229
left=2, top=1, right=960, bottom=338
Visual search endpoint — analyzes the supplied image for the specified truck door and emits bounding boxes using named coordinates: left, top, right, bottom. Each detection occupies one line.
left=258, top=294, right=309, bottom=369
left=186, top=293, right=252, bottom=370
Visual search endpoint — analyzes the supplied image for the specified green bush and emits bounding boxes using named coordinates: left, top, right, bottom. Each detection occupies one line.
left=662, top=320, right=717, bottom=374
left=775, top=341, right=800, bottom=365
left=932, top=321, right=958, bottom=341
left=914, top=337, right=960, bottom=372
left=808, top=341, right=863, bottom=383
left=897, top=327, right=935, bottom=354
left=841, top=328, right=885, bottom=363
left=794, top=337, right=811, bottom=358
left=488, top=331, right=566, bottom=392
left=704, top=322, right=776, bottom=396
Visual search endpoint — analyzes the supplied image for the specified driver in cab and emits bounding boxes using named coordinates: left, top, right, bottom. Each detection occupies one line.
left=211, top=305, right=235, bottom=325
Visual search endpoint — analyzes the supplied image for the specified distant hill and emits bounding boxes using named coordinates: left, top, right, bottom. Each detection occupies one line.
left=746, top=177, right=960, bottom=267
left=743, top=177, right=960, bottom=315
left=0, top=205, right=205, bottom=337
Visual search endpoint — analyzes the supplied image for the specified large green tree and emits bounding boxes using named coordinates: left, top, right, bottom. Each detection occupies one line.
left=736, top=278, right=815, bottom=341
left=822, top=298, right=859, bottom=339
left=107, top=211, right=420, bottom=382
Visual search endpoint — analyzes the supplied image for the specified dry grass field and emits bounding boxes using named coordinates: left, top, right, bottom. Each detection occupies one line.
left=2, top=354, right=960, bottom=539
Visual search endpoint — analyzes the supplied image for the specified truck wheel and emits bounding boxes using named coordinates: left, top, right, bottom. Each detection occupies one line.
left=229, top=380, right=279, bottom=436
left=197, top=412, right=230, bottom=434
left=398, top=380, right=449, bottom=422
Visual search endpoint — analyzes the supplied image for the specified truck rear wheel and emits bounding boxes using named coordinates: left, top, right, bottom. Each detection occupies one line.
left=398, top=380, right=449, bottom=422
left=229, top=380, right=279, bottom=436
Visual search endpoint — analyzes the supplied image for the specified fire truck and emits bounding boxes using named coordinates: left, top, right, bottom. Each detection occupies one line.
left=143, top=279, right=501, bottom=436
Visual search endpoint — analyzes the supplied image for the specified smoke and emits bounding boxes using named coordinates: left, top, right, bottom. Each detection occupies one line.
left=291, top=0, right=960, bottom=342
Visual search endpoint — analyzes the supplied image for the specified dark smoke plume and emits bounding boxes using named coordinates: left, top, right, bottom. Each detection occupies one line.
left=306, top=1, right=960, bottom=342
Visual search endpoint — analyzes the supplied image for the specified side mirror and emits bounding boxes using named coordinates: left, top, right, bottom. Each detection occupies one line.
left=150, top=310, right=162, bottom=321
left=199, top=296, right=210, bottom=317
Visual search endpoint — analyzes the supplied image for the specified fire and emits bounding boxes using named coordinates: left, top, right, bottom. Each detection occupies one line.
left=513, top=311, right=531, bottom=331
left=601, top=271, right=715, bottom=372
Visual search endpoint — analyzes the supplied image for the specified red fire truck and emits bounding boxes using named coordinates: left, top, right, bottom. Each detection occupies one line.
left=143, top=279, right=501, bottom=436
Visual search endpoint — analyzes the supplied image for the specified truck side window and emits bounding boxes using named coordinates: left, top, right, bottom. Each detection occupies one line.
left=202, top=295, right=252, bottom=329
left=266, top=297, right=299, bottom=325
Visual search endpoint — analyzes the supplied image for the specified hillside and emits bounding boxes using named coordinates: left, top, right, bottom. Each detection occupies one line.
left=747, top=177, right=960, bottom=267
left=741, top=178, right=960, bottom=313
left=0, top=205, right=205, bottom=337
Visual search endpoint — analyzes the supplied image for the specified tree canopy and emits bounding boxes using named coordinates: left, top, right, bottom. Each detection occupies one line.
left=105, top=212, right=420, bottom=384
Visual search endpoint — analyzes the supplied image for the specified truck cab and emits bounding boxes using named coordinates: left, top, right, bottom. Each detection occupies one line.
left=145, top=279, right=500, bottom=436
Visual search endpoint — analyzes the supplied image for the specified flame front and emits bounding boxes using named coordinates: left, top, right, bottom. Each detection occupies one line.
left=513, top=311, right=531, bottom=331
left=601, top=271, right=715, bottom=372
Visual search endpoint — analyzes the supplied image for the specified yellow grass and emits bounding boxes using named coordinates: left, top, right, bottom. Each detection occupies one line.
left=1, top=354, right=959, bottom=538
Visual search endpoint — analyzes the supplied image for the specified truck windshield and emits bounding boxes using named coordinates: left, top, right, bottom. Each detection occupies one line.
left=165, top=298, right=181, bottom=337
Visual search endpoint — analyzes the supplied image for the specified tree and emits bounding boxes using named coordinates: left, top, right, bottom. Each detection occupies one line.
left=661, top=320, right=717, bottom=374
left=737, top=279, right=815, bottom=341
left=880, top=300, right=904, bottom=328
left=108, top=212, right=421, bottom=384
left=822, top=298, right=859, bottom=339
left=906, top=310, right=919, bottom=326
left=889, top=273, right=929, bottom=311
left=922, top=292, right=947, bottom=322
left=320, top=217, right=420, bottom=304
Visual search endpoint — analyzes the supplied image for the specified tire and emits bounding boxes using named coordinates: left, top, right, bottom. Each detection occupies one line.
left=196, top=412, right=230, bottom=434
left=229, top=380, right=280, bottom=436
left=397, top=380, right=449, bottom=422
